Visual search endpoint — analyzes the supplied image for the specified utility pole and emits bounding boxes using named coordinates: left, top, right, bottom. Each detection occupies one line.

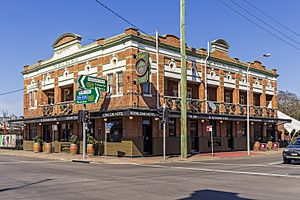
left=180, top=0, right=187, bottom=159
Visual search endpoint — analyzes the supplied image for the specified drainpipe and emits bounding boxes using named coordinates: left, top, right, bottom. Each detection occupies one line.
left=204, top=42, right=210, bottom=113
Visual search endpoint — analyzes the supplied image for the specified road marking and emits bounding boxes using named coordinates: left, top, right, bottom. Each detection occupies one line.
left=267, top=161, right=282, bottom=165
left=132, top=163, right=300, bottom=179
left=0, top=160, right=68, bottom=164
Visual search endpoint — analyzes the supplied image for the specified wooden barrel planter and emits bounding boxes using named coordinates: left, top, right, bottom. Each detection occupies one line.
left=44, top=143, right=52, bottom=154
left=87, top=144, right=94, bottom=156
left=267, top=141, right=273, bottom=151
left=70, top=144, right=78, bottom=155
left=33, top=143, right=41, bottom=153
left=253, top=141, right=260, bottom=151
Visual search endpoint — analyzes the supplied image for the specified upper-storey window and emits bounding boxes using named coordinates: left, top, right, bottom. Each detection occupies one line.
left=225, top=91, right=232, bottom=103
left=117, top=72, right=123, bottom=95
left=240, top=94, right=246, bottom=105
left=28, top=91, right=38, bottom=108
left=142, top=83, right=151, bottom=95
left=61, top=85, right=73, bottom=102
left=187, top=87, right=193, bottom=99
left=107, top=73, right=114, bottom=95
left=172, top=84, right=178, bottom=97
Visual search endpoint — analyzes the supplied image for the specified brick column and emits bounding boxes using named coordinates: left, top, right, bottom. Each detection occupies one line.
left=233, top=77, right=240, bottom=114
left=249, top=76, right=254, bottom=115
left=217, top=70, right=225, bottom=113
left=54, top=70, right=61, bottom=113
left=261, top=80, right=267, bottom=116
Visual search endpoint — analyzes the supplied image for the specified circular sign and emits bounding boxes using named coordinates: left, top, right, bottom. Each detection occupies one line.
left=136, top=58, right=148, bottom=77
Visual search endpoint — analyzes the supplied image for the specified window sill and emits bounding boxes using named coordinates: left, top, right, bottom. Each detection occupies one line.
left=28, top=107, right=38, bottom=110
left=143, top=94, right=152, bottom=97
left=106, top=94, right=123, bottom=98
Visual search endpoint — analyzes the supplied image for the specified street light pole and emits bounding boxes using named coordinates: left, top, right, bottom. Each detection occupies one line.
left=246, top=53, right=270, bottom=156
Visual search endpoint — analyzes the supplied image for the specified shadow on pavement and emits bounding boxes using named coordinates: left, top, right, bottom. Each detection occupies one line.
left=179, top=189, right=255, bottom=200
left=0, top=179, right=52, bottom=192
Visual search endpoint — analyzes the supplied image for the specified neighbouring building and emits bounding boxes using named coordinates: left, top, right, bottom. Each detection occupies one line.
left=19, top=28, right=290, bottom=156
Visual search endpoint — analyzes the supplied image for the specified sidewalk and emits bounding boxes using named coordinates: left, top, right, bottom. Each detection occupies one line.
left=0, top=149, right=282, bottom=165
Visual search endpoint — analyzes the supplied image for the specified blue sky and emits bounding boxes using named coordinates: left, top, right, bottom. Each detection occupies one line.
left=0, top=0, right=299, bottom=116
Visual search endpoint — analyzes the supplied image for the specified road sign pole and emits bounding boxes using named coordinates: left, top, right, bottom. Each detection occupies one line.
left=83, top=104, right=87, bottom=159
left=211, top=130, right=214, bottom=157
left=163, top=103, right=166, bottom=160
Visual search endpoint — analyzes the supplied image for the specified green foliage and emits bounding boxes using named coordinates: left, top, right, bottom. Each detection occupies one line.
left=68, top=135, right=77, bottom=144
left=87, top=133, right=95, bottom=144
left=33, top=135, right=43, bottom=144
left=268, top=135, right=273, bottom=141
left=254, top=136, right=261, bottom=142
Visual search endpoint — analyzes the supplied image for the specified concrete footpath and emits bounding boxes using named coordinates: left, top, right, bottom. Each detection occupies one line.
left=0, top=149, right=282, bottom=165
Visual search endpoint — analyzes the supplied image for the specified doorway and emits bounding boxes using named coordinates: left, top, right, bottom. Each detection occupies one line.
left=43, top=124, right=51, bottom=143
left=227, top=122, right=233, bottom=150
left=190, top=120, right=199, bottom=153
left=142, top=118, right=152, bottom=155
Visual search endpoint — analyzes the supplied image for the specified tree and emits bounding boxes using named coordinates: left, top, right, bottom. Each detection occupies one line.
left=278, top=90, right=300, bottom=120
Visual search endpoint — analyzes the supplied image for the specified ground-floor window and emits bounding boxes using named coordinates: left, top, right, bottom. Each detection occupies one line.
left=60, top=123, right=73, bottom=142
left=267, top=124, right=275, bottom=141
left=254, top=124, right=262, bottom=141
left=29, top=124, right=37, bottom=140
left=107, top=119, right=123, bottom=142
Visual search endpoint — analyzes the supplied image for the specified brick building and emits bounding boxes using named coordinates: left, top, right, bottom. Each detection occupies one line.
left=21, top=28, right=289, bottom=156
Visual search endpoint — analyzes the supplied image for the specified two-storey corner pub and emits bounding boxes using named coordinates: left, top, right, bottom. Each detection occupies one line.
left=19, top=28, right=290, bottom=156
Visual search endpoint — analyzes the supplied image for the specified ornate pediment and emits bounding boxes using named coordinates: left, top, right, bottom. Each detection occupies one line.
left=52, top=33, right=82, bottom=59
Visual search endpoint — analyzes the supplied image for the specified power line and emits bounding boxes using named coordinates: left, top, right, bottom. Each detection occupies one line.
left=216, top=0, right=300, bottom=51
left=243, top=0, right=300, bottom=38
left=93, top=0, right=148, bottom=35
left=228, top=0, right=300, bottom=46
left=0, top=88, right=24, bottom=97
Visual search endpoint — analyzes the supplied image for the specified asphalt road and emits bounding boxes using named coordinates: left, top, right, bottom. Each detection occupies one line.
left=0, top=154, right=299, bottom=200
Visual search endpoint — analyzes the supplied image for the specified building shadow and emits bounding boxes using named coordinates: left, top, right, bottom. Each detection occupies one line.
left=179, top=189, right=256, bottom=200
left=0, top=179, right=52, bottom=193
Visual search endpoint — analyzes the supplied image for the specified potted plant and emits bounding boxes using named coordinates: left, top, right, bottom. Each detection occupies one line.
left=33, top=135, right=43, bottom=153
left=253, top=136, right=261, bottom=151
left=87, top=133, right=95, bottom=156
left=69, top=134, right=78, bottom=155
left=267, top=135, right=273, bottom=151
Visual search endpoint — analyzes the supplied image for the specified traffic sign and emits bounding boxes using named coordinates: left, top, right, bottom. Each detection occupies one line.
left=75, top=88, right=100, bottom=104
left=206, top=125, right=213, bottom=132
left=78, top=75, right=107, bottom=91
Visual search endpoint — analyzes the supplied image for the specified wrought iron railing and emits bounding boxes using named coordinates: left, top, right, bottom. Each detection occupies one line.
left=165, top=96, right=203, bottom=113
left=224, top=103, right=237, bottom=115
left=58, top=101, right=74, bottom=115
left=41, top=105, right=54, bottom=116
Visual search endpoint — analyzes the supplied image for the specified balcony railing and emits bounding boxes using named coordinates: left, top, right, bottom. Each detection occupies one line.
left=164, top=96, right=277, bottom=118
left=39, top=101, right=74, bottom=116
left=41, top=104, right=54, bottom=116
left=165, top=96, right=204, bottom=113
left=224, top=103, right=236, bottom=115
left=58, top=101, right=73, bottom=115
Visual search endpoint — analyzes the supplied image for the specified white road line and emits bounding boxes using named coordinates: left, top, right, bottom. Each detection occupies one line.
left=267, top=161, right=283, bottom=165
left=191, top=162, right=267, bottom=167
left=132, top=163, right=300, bottom=179
left=0, top=160, right=68, bottom=164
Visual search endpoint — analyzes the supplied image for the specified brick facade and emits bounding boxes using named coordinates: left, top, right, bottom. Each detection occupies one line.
left=21, top=28, right=282, bottom=156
